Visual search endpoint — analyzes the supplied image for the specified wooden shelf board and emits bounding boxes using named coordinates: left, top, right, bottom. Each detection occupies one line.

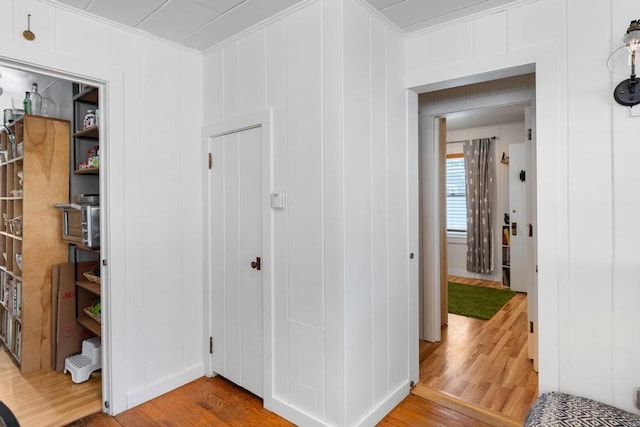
left=73, top=87, right=98, bottom=104
left=76, top=280, right=100, bottom=296
left=77, top=315, right=101, bottom=336
left=0, top=197, right=23, bottom=201
left=73, top=126, right=99, bottom=139
left=74, top=167, right=99, bottom=175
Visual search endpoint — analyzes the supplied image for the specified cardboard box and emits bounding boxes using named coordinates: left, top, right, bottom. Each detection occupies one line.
left=51, top=262, right=97, bottom=371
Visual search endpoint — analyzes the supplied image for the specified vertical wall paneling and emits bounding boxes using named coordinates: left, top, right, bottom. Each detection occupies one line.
left=385, top=23, right=409, bottom=393
left=0, top=0, right=204, bottom=415
left=204, top=50, right=224, bottom=123
left=13, top=0, right=55, bottom=52
left=287, top=1, right=325, bottom=417
left=204, top=0, right=412, bottom=424
left=472, top=12, right=507, bottom=59
left=265, top=18, right=290, bottom=402
left=139, top=38, right=184, bottom=383
left=109, top=27, right=146, bottom=401
left=238, top=29, right=267, bottom=112
left=180, top=49, right=205, bottom=369
left=343, top=0, right=373, bottom=422
left=370, top=16, right=389, bottom=405
left=405, top=0, right=640, bottom=413
left=612, top=1, right=640, bottom=411
left=321, top=0, right=345, bottom=423
left=223, top=42, right=240, bottom=118
left=427, top=23, right=472, bottom=70
left=55, top=8, right=110, bottom=64
left=565, top=0, right=613, bottom=399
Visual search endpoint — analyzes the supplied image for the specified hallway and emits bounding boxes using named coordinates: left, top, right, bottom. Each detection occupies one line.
left=418, top=275, right=538, bottom=422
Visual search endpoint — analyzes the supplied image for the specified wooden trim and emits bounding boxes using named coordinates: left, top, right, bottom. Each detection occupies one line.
left=411, top=384, right=522, bottom=427
left=446, top=152, right=464, bottom=159
left=439, top=118, right=448, bottom=326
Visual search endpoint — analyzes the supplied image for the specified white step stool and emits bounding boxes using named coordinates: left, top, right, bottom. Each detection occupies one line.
left=64, top=337, right=101, bottom=383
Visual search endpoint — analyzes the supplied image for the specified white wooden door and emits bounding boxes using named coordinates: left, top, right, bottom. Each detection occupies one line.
left=508, top=143, right=533, bottom=293
left=209, top=126, right=263, bottom=397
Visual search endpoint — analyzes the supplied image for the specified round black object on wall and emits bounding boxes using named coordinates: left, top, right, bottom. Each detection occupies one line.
left=614, top=78, right=640, bottom=106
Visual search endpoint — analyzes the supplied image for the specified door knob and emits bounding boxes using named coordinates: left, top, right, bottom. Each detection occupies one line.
left=250, top=257, right=261, bottom=271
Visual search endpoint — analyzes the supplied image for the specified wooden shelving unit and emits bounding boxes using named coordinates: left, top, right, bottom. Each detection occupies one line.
left=0, top=115, right=69, bottom=373
left=70, top=84, right=101, bottom=339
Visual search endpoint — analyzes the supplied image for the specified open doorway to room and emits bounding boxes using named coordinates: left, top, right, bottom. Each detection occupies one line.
left=0, top=62, right=106, bottom=425
left=415, top=73, right=538, bottom=423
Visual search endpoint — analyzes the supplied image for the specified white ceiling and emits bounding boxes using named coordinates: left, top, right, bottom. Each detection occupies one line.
left=1, top=0, right=524, bottom=128
left=51, top=0, right=522, bottom=51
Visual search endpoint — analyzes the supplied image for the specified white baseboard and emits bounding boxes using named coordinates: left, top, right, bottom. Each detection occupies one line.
left=265, top=395, right=328, bottom=427
left=125, top=363, right=204, bottom=409
left=264, top=382, right=409, bottom=427
left=355, top=382, right=410, bottom=426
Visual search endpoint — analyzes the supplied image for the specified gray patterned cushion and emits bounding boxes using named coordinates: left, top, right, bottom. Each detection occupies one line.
left=525, top=392, right=640, bottom=426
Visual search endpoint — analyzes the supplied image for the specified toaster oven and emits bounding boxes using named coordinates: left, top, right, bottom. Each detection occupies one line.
left=55, top=195, right=100, bottom=249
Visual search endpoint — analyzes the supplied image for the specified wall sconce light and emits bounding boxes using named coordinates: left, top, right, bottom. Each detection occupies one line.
left=613, top=20, right=640, bottom=106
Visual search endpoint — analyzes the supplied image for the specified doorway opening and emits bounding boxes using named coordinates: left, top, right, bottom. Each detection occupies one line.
left=416, top=73, right=538, bottom=422
left=0, top=60, right=108, bottom=425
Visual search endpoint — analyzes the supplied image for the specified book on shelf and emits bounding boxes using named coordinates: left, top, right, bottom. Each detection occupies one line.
left=502, top=227, right=510, bottom=246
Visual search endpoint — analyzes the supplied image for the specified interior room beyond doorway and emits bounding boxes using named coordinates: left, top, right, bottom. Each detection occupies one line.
left=416, top=73, right=538, bottom=423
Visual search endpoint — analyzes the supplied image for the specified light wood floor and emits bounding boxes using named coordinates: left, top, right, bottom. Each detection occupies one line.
left=1, top=273, right=536, bottom=426
left=0, top=348, right=102, bottom=427
left=417, top=274, right=538, bottom=423
left=68, top=375, right=494, bottom=427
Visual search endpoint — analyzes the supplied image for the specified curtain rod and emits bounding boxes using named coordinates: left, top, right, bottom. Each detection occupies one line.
left=446, top=136, right=497, bottom=144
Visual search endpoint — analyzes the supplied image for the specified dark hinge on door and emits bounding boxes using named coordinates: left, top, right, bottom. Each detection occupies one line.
left=209, top=337, right=213, bottom=354
left=208, top=153, right=212, bottom=170
left=528, top=128, right=532, bottom=140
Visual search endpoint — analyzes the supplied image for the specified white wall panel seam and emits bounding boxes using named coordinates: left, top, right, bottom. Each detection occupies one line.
left=339, top=0, right=347, bottom=422
left=319, top=1, right=327, bottom=419
left=607, top=0, right=615, bottom=404
left=368, top=13, right=376, bottom=408
left=384, top=24, right=391, bottom=397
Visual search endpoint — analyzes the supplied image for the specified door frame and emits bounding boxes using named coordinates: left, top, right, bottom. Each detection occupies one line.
left=202, top=108, right=273, bottom=404
left=0, top=55, right=120, bottom=413
left=419, top=87, right=536, bottom=342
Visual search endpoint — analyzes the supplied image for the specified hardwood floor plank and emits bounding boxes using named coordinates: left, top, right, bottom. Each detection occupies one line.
left=0, top=348, right=102, bottom=427
left=412, top=384, right=521, bottom=427
left=418, top=276, right=538, bottom=422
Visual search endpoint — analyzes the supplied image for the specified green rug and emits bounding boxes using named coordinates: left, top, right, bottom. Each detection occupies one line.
left=448, top=282, right=516, bottom=320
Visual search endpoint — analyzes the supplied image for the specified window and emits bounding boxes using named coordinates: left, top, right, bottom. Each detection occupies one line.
left=446, top=155, right=467, bottom=232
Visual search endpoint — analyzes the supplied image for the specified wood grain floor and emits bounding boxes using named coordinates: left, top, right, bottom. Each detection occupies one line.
left=68, top=375, right=494, bottom=427
left=418, top=275, right=538, bottom=423
left=1, top=273, right=536, bottom=426
left=0, top=348, right=102, bottom=427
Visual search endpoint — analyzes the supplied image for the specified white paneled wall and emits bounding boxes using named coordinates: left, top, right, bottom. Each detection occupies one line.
left=0, top=0, right=204, bottom=415
left=204, top=0, right=410, bottom=425
left=406, top=0, right=640, bottom=413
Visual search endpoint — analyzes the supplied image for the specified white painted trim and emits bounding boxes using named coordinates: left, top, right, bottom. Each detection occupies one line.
left=125, top=363, right=204, bottom=408
left=407, top=90, right=420, bottom=385
left=420, top=89, right=536, bottom=117
left=202, top=107, right=275, bottom=407
left=0, top=47, right=128, bottom=415
left=354, top=382, right=410, bottom=427
left=266, top=397, right=329, bottom=427
left=408, top=44, right=565, bottom=394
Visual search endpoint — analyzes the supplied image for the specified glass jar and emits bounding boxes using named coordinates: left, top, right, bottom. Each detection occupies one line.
left=84, top=110, right=96, bottom=129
